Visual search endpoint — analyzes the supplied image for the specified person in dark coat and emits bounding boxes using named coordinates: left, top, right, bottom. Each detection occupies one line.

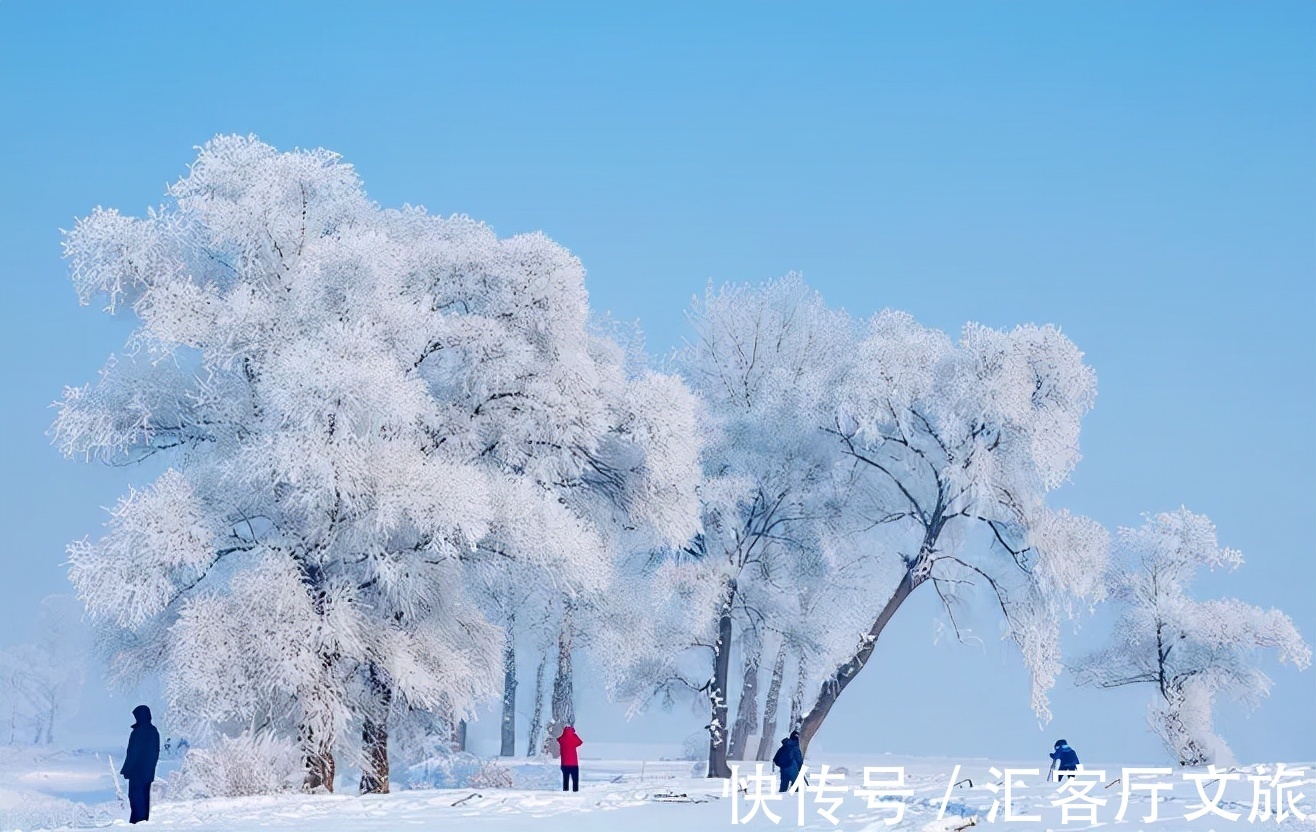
left=1050, top=739, right=1080, bottom=781
left=772, top=731, right=804, bottom=792
left=120, top=705, right=160, bottom=823
left=558, top=725, right=583, bottom=792
left=789, top=730, right=804, bottom=771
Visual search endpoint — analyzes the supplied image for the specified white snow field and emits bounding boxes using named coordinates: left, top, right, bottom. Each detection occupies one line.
left=3, top=746, right=1313, bottom=832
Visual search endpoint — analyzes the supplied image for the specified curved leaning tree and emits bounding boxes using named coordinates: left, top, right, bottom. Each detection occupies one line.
left=795, top=310, right=1112, bottom=752
left=597, top=276, right=1109, bottom=773
left=54, top=136, right=701, bottom=793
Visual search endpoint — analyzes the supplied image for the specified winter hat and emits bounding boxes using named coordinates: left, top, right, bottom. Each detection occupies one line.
left=133, top=705, right=153, bottom=725
left=1054, top=739, right=1067, bottom=748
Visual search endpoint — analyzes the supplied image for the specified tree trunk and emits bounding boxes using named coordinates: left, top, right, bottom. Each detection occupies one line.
left=728, top=636, right=761, bottom=760
left=303, top=588, right=337, bottom=792
left=500, top=618, right=517, bottom=757
left=551, top=603, right=575, bottom=726
left=359, top=664, right=392, bottom=794
left=526, top=652, right=548, bottom=756
left=447, top=716, right=468, bottom=753
left=301, top=726, right=336, bottom=793
left=434, top=699, right=467, bottom=752
left=706, top=578, right=736, bottom=778
left=797, top=567, right=918, bottom=755
left=788, top=650, right=806, bottom=733
left=756, top=641, right=788, bottom=761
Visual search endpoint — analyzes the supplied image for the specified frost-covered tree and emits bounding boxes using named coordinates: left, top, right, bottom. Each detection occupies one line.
left=599, top=281, right=1107, bottom=766
left=524, top=647, right=552, bottom=756
left=1074, top=508, right=1311, bottom=765
left=56, top=135, right=700, bottom=792
left=599, top=277, right=865, bottom=777
left=0, top=650, right=27, bottom=744
left=796, top=310, right=1109, bottom=752
left=0, top=595, right=88, bottom=745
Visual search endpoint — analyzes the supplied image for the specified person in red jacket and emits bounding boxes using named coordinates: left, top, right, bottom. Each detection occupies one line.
left=558, top=725, right=583, bottom=792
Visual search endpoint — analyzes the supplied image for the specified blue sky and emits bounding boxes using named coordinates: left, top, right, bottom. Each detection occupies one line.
left=1, top=2, right=1312, bottom=763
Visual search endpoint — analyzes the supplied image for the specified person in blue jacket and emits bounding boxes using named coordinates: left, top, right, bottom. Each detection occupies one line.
left=120, top=705, right=161, bottom=823
left=1050, top=739, right=1080, bottom=781
left=772, top=731, right=804, bottom=792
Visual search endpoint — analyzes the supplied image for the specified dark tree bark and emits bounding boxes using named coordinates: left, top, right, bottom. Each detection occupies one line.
left=788, top=650, right=806, bottom=734
left=300, top=714, right=335, bottom=792
left=500, top=616, right=517, bottom=757
left=359, top=664, right=393, bottom=794
left=301, top=588, right=338, bottom=792
left=454, top=719, right=468, bottom=752
left=706, top=578, right=736, bottom=778
left=551, top=603, right=575, bottom=726
left=526, top=652, right=548, bottom=756
left=302, top=745, right=335, bottom=793
left=728, top=636, right=761, bottom=760
left=755, top=641, right=788, bottom=761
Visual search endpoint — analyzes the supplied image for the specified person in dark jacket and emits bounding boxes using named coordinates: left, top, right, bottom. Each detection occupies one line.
left=772, top=732, right=804, bottom=792
left=120, top=705, right=160, bottom=823
left=1050, top=739, right=1080, bottom=781
left=558, top=725, right=583, bottom=792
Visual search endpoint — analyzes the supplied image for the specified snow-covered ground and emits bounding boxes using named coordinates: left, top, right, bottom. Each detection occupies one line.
left=2, top=746, right=1312, bottom=831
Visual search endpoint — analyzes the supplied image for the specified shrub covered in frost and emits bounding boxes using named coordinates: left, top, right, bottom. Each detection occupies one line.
left=167, top=730, right=302, bottom=798
left=467, top=760, right=515, bottom=789
left=405, top=750, right=550, bottom=790
left=405, top=750, right=485, bottom=789
left=0, top=789, right=110, bottom=831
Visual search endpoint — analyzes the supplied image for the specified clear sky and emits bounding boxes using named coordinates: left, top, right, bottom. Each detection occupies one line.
left=1, top=2, right=1312, bottom=763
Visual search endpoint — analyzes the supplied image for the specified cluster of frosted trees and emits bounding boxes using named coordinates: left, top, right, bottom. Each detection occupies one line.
left=55, top=137, right=1307, bottom=788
